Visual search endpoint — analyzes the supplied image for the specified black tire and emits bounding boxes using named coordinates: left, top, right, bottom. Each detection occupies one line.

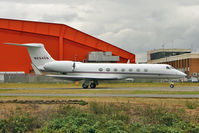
left=82, top=83, right=88, bottom=89
left=90, top=83, right=96, bottom=88
left=170, top=84, right=174, bottom=88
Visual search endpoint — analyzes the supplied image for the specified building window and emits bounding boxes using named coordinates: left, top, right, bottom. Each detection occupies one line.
left=106, top=68, right=110, bottom=72
left=98, top=68, right=103, bottom=72
left=193, top=73, right=197, bottom=77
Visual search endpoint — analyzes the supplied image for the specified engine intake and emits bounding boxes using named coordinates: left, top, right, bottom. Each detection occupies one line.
left=44, top=61, right=73, bottom=72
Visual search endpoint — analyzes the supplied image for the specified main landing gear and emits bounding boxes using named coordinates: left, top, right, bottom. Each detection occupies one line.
left=169, top=82, right=174, bottom=88
left=82, top=80, right=98, bottom=89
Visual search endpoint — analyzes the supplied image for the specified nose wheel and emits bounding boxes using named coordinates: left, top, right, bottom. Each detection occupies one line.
left=170, top=82, right=174, bottom=88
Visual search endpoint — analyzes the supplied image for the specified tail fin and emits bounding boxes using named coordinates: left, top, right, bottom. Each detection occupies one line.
left=31, top=63, right=42, bottom=75
left=5, top=43, right=54, bottom=70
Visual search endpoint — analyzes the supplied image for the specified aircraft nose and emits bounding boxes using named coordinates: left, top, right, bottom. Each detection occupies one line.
left=177, top=71, right=187, bottom=77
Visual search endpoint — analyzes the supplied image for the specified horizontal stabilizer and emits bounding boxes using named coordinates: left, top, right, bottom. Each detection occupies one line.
left=5, top=43, right=43, bottom=47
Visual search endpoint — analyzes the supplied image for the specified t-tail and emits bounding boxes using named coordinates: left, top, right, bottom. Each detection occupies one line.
left=5, top=43, right=54, bottom=74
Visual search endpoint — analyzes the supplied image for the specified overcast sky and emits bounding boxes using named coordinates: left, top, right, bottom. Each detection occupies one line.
left=1, top=0, right=199, bottom=62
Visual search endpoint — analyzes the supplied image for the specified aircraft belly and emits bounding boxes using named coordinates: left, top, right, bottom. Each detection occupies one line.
left=127, top=73, right=181, bottom=79
left=48, top=72, right=183, bottom=81
left=47, top=72, right=124, bottom=81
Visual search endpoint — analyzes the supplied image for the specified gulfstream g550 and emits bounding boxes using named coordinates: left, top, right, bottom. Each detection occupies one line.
left=5, top=43, right=186, bottom=88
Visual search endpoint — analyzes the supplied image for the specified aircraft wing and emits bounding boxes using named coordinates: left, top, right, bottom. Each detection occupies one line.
left=47, top=74, right=124, bottom=81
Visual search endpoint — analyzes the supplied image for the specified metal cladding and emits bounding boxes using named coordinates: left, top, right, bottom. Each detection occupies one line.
left=88, top=51, right=120, bottom=62
left=0, top=18, right=135, bottom=73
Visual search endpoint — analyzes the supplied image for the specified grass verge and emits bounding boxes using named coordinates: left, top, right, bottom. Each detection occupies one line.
left=0, top=102, right=198, bottom=133
left=1, top=89, right=199, bottom=95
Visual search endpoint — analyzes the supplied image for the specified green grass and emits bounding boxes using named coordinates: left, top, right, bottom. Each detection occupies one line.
left=186, top=101, right=198, bottom=109
left=0, top=83, right=80, bottom=88
left=0, top=102, right=199, bottom=133
left=0, top=89, right=199, bottom=95
left=0, top=89, right=16, bottom=92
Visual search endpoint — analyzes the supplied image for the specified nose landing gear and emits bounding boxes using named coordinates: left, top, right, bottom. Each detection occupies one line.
left=170, top=82, right=174, bottom=88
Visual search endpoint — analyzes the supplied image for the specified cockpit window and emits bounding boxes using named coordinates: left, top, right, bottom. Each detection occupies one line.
left=166, top=66, right=170, bottom=70
left=170, top=66, right=174, bottom=69
left=166, top=66, right=174, bottom=70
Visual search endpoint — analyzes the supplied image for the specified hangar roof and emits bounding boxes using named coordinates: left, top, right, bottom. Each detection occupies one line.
left=0, top=18, right=135, bottom=63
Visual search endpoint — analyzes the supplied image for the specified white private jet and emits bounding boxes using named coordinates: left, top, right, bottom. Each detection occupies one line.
left=5, top=43, right=186, bottom=88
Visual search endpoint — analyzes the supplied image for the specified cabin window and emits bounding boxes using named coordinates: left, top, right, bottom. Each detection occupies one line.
left=136, top=69, right=140, bottom=72
left=144, top=69, right=148, bottom=72
left=114, top=68, right=118, bottom=72
left=106, top=68, right=110, bottom=72
left=121, top=68, right=125, bottom=72
left=129, top=68, right=133, bottom=72
left=98, top=68, right=103, bottom=72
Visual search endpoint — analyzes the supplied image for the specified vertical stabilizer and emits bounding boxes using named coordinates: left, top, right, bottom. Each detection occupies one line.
left=5, top=43, right=54, bottom=70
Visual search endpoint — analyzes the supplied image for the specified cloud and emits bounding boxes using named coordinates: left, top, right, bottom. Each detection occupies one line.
left=0, top=0, right=199, bottom=62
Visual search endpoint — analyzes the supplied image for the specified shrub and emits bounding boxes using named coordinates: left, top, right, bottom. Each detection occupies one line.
left=39, top=106, right=130, bottom=133
left=89, top=102, right=130, bottom=123
left=0, top=119, right=7, bottom=133
left=56, top=105, right=74, bottom=116
left=0, top=113, right=38, bottom=133
left=1, top=102, right=199, bottom=132
left=150, top=124, right=182, bottom=133
left=89, top=102, right=104, bottom=114
left=79, top=100, right=88, bottom=106
left=186, top=101, right=198, bottom=109
left=130, top=123, right=150, bottom=133
left=38, top=110, right=97, bottom=133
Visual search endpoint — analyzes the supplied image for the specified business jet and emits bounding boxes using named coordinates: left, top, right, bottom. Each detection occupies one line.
left=5, top=43, right=186, bottom=88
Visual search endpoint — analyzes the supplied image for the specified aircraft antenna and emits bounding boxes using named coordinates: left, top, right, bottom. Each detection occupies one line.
left=72, top=54, right=77, bottom=71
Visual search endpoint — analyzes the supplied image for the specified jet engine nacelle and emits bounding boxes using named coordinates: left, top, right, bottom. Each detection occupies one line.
left=44, top=61, right=73, bottom=72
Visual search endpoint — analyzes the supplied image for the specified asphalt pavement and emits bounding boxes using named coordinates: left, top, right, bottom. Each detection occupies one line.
left=0, top=93, right=199, bottom=98
left=1, top=86, right=199, bottom=91
left=0, top=86, right=199, bottom=98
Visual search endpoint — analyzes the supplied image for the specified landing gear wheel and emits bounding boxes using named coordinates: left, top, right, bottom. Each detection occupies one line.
left=90, top=83, right=96, bottom=88
left=82, top=83, right=88, bottom=89
left=170, top=84, right=174, bottom=88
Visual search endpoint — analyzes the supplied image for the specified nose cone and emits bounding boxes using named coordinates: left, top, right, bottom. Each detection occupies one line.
left=177, top=71, right=187, bottom=78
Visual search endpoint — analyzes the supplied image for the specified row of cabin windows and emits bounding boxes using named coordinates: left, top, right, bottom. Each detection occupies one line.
left=98, top=68, right=148, bottom=72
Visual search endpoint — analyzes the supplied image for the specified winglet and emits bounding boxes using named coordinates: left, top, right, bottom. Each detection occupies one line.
left=4, top=43, right=43, bottom=47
